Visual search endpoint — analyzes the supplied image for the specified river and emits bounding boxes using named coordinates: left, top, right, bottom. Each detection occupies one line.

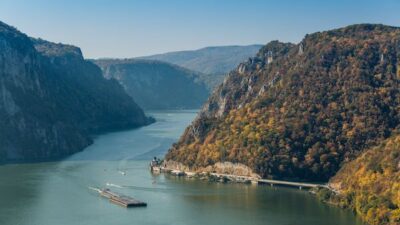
left=0, top=110, right=364, bottom=225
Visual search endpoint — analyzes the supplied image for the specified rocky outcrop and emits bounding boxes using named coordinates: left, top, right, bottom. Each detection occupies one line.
left=0, top=21, right=152, bottom=163
left=93, top=59, right=210, bottom=110
left=164, top=160, right=260, bottom=178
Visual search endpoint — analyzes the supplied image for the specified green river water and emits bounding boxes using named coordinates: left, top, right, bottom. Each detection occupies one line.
left=0, top=110, right=364, bottom=225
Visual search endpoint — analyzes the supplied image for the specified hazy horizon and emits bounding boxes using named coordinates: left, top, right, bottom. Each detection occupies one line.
left=95, top=44, right=264, bottom=60
left=1, top=0, right=399, bottom=58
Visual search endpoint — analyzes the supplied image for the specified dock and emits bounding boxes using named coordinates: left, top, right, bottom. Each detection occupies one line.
left=91, top=187, right=147, bottom=208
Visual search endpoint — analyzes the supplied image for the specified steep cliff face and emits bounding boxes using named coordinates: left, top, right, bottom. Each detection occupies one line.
left=33, top=40, right=152, bottom=131
left=0, top=21, right=152, bottom=163
left=94, top=59, right=209, bottom=110
left=166, top=24, right=400, bottom=181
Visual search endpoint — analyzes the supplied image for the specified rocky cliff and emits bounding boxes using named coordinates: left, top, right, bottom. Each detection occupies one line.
left=0, top=21, right=152, bottom=163
left=166, top=24, right=400, bottom=182
left=94, top=59, right=209, bottom=110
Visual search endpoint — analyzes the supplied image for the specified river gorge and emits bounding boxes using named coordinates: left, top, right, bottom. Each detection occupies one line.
left=0, top=110, right=364, bottom=225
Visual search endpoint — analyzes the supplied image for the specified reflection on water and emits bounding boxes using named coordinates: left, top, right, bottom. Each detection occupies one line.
left=0, top=110, right=364, bottom=225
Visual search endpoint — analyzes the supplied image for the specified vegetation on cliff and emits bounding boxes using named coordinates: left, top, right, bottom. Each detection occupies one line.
left=166, top=24, right=400, bottom=182
left=318, top=134, right=400, bottom=225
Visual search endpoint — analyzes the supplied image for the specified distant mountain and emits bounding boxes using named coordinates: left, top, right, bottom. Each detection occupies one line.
left=93, top=59, right=210, bottom=110
left=139, top=45, right=263, bottom=88
left=0, top=21, right=153, bottom=163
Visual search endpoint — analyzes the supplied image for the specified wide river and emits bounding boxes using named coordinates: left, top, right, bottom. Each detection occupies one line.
left=0, top=110, right=364, bottom=225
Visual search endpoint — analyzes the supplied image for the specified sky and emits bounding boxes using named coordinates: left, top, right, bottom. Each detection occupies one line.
left=0, top=0, right=399, bottom=59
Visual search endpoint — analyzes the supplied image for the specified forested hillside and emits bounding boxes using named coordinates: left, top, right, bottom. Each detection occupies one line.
left=166, top=24, right=400, bottom=182
left=321, top=134, right=400, bottom=225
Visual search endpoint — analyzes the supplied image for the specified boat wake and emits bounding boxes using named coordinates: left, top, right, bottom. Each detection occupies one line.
left=106, top=182, right=123, bottom=188
left=88, top=186, right=101, bottom=193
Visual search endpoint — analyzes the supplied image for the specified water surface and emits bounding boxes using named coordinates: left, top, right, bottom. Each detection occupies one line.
left=0, top=110, right=364, bottom=225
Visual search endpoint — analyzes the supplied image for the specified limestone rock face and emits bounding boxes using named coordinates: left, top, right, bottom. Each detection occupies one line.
left=164, top=160, right=260, bottom=178
left=0, top=21, right=152, bottom=163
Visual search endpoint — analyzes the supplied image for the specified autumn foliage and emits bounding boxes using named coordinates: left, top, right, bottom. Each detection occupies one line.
left=167, top=24, right=400, bottom=183
left=326, top=134, right=400, bottom=225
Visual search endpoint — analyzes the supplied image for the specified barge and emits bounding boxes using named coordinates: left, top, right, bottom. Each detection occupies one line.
left=91, top=187, right=147, bottom=208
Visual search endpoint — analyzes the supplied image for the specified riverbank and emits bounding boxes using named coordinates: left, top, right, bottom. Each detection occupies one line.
left=157, top=160, right=361, bottom=223
left=154, top=160, right=331, bottom=190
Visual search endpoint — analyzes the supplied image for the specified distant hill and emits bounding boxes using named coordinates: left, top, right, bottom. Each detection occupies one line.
left=139, top=45, right=263, bottom=88
left=93, top=59, right=210, bottom=110
left=0, top=21, right=152, bottom=163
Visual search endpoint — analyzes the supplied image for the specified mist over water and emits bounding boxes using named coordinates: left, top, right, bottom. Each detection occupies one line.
left=0, top=110, right=364, bottom=225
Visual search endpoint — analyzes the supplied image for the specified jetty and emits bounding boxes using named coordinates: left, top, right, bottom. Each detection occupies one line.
left=90, top=187, right=147, bottom=208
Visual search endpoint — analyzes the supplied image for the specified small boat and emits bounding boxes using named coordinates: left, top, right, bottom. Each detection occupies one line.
left=150, top=156, right=165, bottom=173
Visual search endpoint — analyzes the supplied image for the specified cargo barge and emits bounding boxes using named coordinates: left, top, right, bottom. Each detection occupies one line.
left=90, top=187, right=147, bottom=208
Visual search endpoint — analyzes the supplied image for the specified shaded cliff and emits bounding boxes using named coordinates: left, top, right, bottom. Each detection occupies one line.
left=94, top=59, right=209, bottom=110
left=0, top=21, right=152, bottom=163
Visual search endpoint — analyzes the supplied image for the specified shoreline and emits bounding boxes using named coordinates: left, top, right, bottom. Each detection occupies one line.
left=152, top=161, right=331, bottom=190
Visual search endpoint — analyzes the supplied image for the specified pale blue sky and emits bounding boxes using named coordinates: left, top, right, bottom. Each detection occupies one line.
left=1, top=0, right=399, bottom=58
